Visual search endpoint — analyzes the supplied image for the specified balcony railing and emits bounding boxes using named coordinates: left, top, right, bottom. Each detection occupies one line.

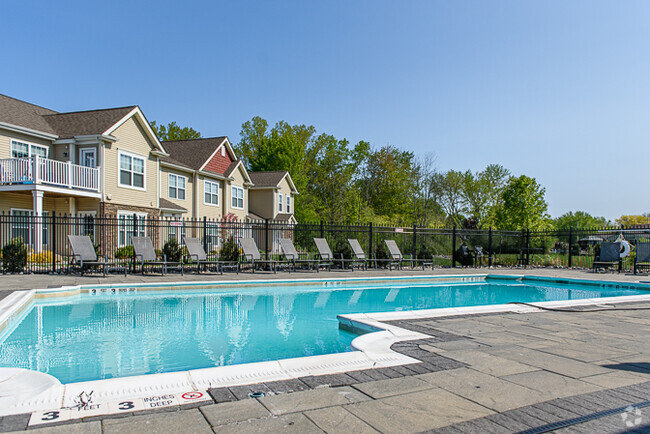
left=0, top=156, right=99, bottom=192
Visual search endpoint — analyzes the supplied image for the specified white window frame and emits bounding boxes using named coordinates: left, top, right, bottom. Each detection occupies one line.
left=168, top=173, right=186, bottom=200
left=204, top=180, right=220, bottom=206
left=11, top=140, right=48, bottom=159
left=118, top=150, right=146, bottom=191
left=278, top=193, right=283, bottom=213
left=286, top=195, right=291, bottom=213
left=78, top=148, right=97, bottom=168
left=231, top=185, right=244, bottom=209
left=77, top=211, right=97, bottom=238
left=117, top=211, right=147, bottom=247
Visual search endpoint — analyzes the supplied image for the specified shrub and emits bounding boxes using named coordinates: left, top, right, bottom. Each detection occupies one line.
left=2, top=238, right=27, bottom=273
left=162, top=238, right=182, bottom=262
left=28, top=250, right=55, bottom=264
left=114, top=245, right=135, bottom=259
left=219, top=236, right=240, bottom=262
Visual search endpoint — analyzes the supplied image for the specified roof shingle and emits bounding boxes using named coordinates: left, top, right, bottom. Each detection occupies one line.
left=0, top=94, right=58, bottom=135
left=248, top=171, right=288, bottom=188
left=161, top=137, right=227, bottom=173
left=42, top=106, right=136, bottom=139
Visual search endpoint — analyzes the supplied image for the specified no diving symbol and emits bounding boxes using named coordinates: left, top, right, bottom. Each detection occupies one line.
left=181, top=392, right=203, bottom=400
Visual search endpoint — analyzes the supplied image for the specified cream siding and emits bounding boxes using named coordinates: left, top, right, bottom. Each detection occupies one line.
left=248, top=190, right=274, bottom=219
left=160, top=166, right=193, bottom=213
left=0, top=129, right=53, bottom=160
left=196, top=174, right=223, bottom=219
left=227, top=166, right=248, bottom=221
left=276, top=177, right=294, bottom=217
left=103, top=117, right=158, bottom=209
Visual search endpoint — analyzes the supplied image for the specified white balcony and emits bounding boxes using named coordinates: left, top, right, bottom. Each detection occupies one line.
left=0, top=156, right=99, bottom=192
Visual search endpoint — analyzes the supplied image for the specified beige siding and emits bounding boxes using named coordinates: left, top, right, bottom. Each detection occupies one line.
left=276, top=178, right=294, bottom=217
left=0, top=129, right=53, bottom=160
left=160, top=166, right=193, bottom=214
left=227, top=166, right=248, bottom=221
left=196, top=175, right=223, bottom=219
left=0, top=192, right=71, bottom=215
left=248, top=190, right=274, bottom=219
left=103, top=117, right=158, bottom=209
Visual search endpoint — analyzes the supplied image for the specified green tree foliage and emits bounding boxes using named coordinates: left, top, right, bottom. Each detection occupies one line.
left=555, top=211, right=609, bottom=230
left=615, top=214, right=650, bottom=227
left=150, top=121, right=201, bottom=141
left=495, top=175, right=550, bottom=230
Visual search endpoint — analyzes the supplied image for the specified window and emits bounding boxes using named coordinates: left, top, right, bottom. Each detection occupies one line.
left=286, top=195, right=291, bottom=213
left=11, top=209, right=48, bottom=246
left=168, top=174, right=186, bottom=200
left=231, top=186, right=244, bottom=209
left=278, top=193, right=283, bottom=213
left=119, top=151, right=145, bottom=189
left=117, top=212, right=147, bottom=247
left=11, top=140, right=47, bottom=159
left=204, top=180, right=219, bottom=205
left=78, top=212, right=96, bottom=238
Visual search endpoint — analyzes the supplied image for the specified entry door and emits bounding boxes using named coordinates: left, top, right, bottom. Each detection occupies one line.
left=79, top=148, right=96, bottom=168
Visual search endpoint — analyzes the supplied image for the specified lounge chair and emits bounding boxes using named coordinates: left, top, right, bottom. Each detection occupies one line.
left=67, top=235, right=126, bottom=276
left=384, top=239, right=431, bottom=270
left=634, top=242, right=650, bottom=275
left=593, top=242, right=621, bottom=273
left=131, top=236, right=184, bottom=275
left=183, top=236, right=228, bottom=274
left=312, top=238, right=335, bottom=271
left=347, top=239, right=369, bottom=270
left=279, top=238, right=320, bottom=271
left=238, top=237, right=276, bottom=273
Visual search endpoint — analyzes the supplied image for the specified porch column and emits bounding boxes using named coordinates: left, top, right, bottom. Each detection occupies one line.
left=32, top=190, right=44, bottom=253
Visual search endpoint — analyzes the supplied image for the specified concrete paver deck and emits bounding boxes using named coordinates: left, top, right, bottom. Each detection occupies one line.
left=1, top=269, right=650, bottom=432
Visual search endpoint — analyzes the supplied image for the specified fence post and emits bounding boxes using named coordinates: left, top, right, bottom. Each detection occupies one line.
left=488, top=226, right=493, bottom=267
left=265, top=219, right=270, bottom=259
left=132, top=213, right=138, bottom=272
left=519, top=228, right=525, bottom=266
left=452, top=225, right=457, bottom=268
left=202, top=216, right=207, bottom=253
left=369, top=222, right=373, bottom=266
left=568, top=227, right=573, bottom=268
left=320, top=220, right=324, bottom=239
left=526, top=228, right=530, bottom=268
left=51, top=213, right=56, bottom=273
left=412, top=224, right=417, bottom=265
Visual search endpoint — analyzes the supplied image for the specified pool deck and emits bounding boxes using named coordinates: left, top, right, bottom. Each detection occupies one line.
left=1, top=268, right=650, bottom=432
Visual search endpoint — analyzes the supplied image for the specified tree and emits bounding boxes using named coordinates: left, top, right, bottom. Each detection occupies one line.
left=430, top=170, right=466, bottom=227
left=555, top=211, right=609, bottom=230
left=495, top=175, right=550, bottom=230
left=616, top=214, right=650, bottom=227
left=150, top=121, right=201, bottom=141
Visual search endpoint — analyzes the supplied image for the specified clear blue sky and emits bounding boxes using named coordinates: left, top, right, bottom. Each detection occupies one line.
left=3, top=1, right=649, bottom=221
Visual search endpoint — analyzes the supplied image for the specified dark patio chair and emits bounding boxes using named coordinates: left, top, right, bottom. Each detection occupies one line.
left=347, top=239, right=369, bottom=270
left=634, top=242, right=650, bottom=275
left=238, top=237, right=276, bottom=273
left=131, top=236, right=184, bottom=275
left=593, top=242, right=621, bottom=273
left=67, top=235, right=126, bottom=276
left=312, top=238, right=336, bottom=271
left=182, top=236, right=227, bottom=274
left=279, top=238, right=320, bottom=271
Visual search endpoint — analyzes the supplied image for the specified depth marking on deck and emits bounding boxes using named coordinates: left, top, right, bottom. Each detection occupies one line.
left=28, top=390, right=211, bottom=426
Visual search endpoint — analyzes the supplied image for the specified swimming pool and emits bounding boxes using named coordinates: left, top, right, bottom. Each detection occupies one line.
left=0, top=275, right=647, bottom=384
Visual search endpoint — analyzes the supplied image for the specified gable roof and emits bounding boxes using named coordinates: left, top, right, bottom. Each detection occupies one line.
left=248, top=171, right=298, bottom=193
left=161, top=137, right=228, bottom=172
left=0, top=94, right=58, bottom=136
left=159, top=198, right=188, bottom=212
left=42, top=106, right=136, bottom=139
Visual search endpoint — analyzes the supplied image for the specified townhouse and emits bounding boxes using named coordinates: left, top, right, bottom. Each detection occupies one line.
left=0, top=94, right=297, bottom=252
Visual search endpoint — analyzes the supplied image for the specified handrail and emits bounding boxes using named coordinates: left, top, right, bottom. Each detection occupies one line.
left=0, top=156, right=99, bottom=192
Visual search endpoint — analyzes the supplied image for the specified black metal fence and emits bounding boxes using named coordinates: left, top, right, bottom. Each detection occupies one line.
left=0, top=212, right=648, bottom=274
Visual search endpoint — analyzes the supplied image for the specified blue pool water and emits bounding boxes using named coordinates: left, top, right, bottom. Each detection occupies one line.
left=0, top=277, right=646, bottom=384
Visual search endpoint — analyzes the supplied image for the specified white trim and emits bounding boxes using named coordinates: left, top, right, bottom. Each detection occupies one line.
left=77, top=210, right=97, bottom=217
left=160, top=161, right=195, bottom=174
left=0, top=122, right=58, bottom=141
left=0, top=183, right=102, bottom=198
left=203, top=179, right=220, bottom=207
left=102, top=107, right=167, bottom=154
left=168, top=173, right=187, bottom=201
left=278, top=193, right=283, bottom=213
left=198, top=137, right=228, bottom=172
left=231, top=185, right=244, bottom=210
left=78, top=148, right=97, bottom=168
left=117, top=150, right=146, bottom=191
left=11, top=139, right=48, bottom=159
